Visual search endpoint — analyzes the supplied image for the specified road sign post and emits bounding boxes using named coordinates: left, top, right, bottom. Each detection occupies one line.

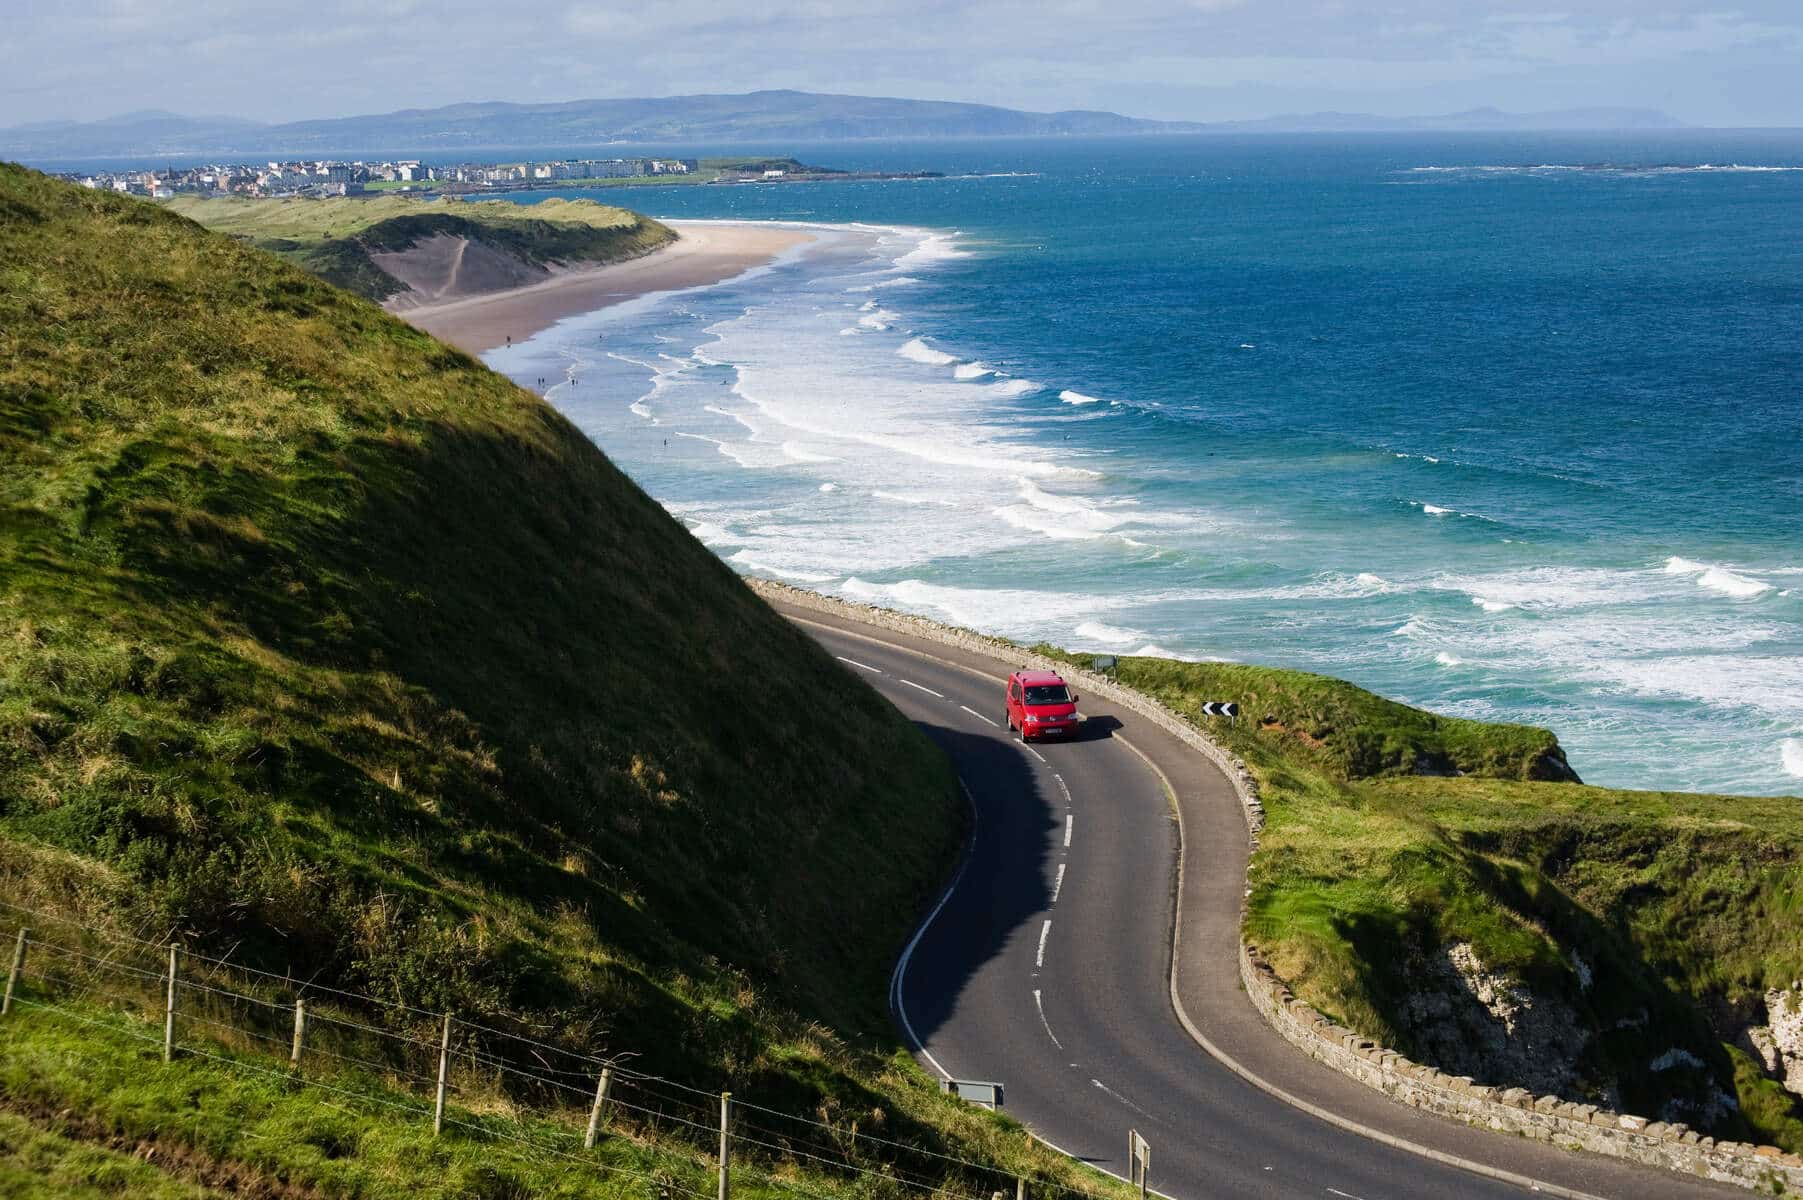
left=942, top=1078, right=1004, bottom=1109
left=1128, top=1129, right=1150, bottom=1200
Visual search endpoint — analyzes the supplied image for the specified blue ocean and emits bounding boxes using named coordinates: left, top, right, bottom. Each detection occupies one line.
left=485, top=133, right=1803, bottom=795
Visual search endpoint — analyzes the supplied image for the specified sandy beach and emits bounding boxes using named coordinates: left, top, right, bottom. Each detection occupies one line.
left=393, top=221, right=813, bottom=355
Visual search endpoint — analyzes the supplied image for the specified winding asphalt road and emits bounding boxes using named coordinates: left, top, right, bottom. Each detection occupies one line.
left=773, top=598, right=1743, bottom=1200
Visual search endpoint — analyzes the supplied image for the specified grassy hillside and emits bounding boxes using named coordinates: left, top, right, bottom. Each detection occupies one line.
left=0, top=164, right=1112, bottom=1198
left=165, top=193, right=673, bottom=301
left=1042, top=650, right=1803, bottom=1149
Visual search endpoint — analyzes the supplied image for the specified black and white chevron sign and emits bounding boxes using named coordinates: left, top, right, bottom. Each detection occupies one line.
left=1200, top=701, right=1239, bottom=718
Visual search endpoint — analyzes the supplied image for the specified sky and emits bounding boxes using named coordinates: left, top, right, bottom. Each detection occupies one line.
left=4, top=1, right=1801, bottom=128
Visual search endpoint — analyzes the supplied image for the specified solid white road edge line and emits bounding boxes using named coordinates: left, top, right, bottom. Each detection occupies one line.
left=888, top=777, right=981, bottom=1082
left=834, top=655, right=883, bottom=674
left=1112, top=731, right=1610, bottom=1200
left=1033, top=989, right=1065, bottom=1050
left=899, top=678, right=945, bottom=698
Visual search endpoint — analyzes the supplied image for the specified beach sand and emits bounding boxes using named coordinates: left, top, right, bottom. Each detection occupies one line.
left=392, top=221, right=813, bottom=355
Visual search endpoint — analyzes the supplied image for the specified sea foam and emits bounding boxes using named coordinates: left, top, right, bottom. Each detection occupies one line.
left=898, top=337, right=959, bottom=366
left=1060, top=390, right=1107, bottom=405
left=1665, top=556, right=1773, bottom=599
left=1783, top=739, right=1803, bottom=779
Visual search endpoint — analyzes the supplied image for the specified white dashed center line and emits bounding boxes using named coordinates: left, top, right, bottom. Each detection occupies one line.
left=1053, top=773, right=1073, bottom=807
left=1063, top=814, right=1073, bottom=848
left=1023, top=744, right=1047, bottom=763
left=834, top=656, right=882, bottom=674
left=898, top=679, right=944, bottom=698
left=959, top=705, right=998, bottom=727
left=1036, top=919, right=1052, bottom=967
left=1052, top=862, right=1066, bottom=902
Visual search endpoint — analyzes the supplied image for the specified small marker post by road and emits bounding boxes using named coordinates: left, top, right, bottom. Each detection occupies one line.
left=2, top=928, right=26, bottom=1016
left=433, top=1013, right=452, bottom=1136
left=585, top=1064, right=613, bottom=1149
left=163, top=943, right=180, bottom=1063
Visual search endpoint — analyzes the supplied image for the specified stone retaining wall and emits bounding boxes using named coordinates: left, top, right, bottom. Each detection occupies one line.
left=751, top=578, right=1803, bottom=1196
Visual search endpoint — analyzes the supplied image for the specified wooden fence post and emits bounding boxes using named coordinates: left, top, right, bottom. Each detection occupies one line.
left=2, top=929, right=25, bottom=1016
left=433, top=1013, right=452, bottom=1135
left=717, top=1091, right=732, bottom=1200
left=163, top=943, right=179, bottom=1063
left=1017, top=1179, right=1027, bottom=1200
left=290, top=997, right=306, bottom=1070
left=584, top=1064, right=613, bottom=1149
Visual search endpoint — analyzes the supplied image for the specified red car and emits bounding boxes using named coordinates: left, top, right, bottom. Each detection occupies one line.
left=1004, top=669, right=1080, bottom=741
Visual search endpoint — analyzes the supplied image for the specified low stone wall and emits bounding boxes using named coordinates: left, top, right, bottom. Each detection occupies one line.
left=1240, top=945, right=1803, bottom=1193
left=752, top=578, right=1803, bottom=1196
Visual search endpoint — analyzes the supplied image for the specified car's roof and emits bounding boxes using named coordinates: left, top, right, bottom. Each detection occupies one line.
left=1014, top=670, right=1066, bottom=686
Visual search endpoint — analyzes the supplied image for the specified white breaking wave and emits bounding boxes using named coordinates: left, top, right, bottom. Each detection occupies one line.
left=726, top=549, right=836, bottom=583
left=1435, top=652, right=1464, bottom=667
left=1782, top=739, right=1803, bottom=780
left=954, top=362, right=996, bottom=379
left=898, top=337, right=959, bottom=366
left=872, top=489, right=960, bottom=507
left=685, top=520, right=735, bottom=546
left=1074, top=620, right=1146, bottom=647
left=1665, top=556, right=1773, bottom=599
left=1471, top=597, right=1516, bottom=613
left=839, top=576, right=1124, bottom=631
left=894, top=230, right=971, bottom=269
left=1059, top=390, right=1107, bottom=405
left=987, top=378, right=1043, bottom=398
left=819, top=482, right=838, bottom=492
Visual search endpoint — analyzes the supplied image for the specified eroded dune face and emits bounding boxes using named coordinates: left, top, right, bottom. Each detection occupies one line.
left=373, top=232, right=549, bottom=308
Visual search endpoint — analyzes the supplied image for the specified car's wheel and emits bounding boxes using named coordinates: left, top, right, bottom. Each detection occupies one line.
left=1004, top=710, right=1013, bottom=732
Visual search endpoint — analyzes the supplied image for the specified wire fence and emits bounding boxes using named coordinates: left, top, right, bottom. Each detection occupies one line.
left=0, top=898, right=1115, bottom=1200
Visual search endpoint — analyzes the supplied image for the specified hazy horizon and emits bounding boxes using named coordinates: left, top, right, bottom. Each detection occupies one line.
left=6, top=3, right=1801, bottom=131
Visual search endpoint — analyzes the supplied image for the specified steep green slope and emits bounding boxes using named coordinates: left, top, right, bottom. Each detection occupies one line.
left=1043, top=649, right=1803, bottom=1149
left=0, top=164, right=1102, bottom=1197
left=166, top=194, right=673, bottom=300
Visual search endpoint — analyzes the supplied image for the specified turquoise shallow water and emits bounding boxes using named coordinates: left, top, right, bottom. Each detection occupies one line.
left=487, top=133, right=1803, bottom=795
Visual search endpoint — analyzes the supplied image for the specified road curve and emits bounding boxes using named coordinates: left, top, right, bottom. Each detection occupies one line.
left=773, top=598, right=1745, bottom=1200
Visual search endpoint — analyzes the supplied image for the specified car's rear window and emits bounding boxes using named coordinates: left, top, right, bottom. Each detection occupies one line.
left=1024, top=685, right=1070, bottom=705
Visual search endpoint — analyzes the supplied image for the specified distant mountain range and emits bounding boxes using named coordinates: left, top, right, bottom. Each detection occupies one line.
left=2, top=91, right=1686, bottom=160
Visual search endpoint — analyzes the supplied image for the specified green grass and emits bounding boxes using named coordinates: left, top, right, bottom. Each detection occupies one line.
left=1041, top=648, right=1803, bottom=1146
left=0, top=1108, right=225, bottom=1199
left=164, top=194, right=674, bottom=301
left=0, top=163, right=1123, bottom=1199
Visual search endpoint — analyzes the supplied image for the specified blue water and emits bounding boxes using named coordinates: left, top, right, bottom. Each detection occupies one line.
left=486, top=133, right=1803, bottom=795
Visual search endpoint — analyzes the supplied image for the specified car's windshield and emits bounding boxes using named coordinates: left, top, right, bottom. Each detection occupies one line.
left=1024, top=685, right=1070, bottom=705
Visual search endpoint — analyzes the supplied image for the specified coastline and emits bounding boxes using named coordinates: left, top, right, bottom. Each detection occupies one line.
left=393, top=220, right=813, bottom=355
